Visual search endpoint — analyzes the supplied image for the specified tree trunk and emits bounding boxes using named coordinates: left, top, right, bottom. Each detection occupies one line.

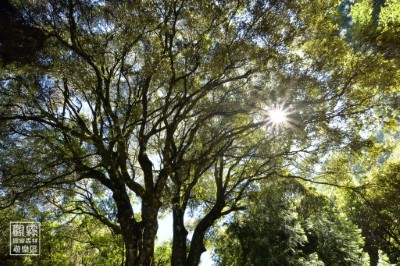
left=124, top=239, right=139, bottom=266
left=113, top=186, right=161, bottom=266
left=171, top=205, right=188, bottom=266
left=186, top=203, right=224, bottom=266
left=364, top=236, right=379, bottom=266
left=186, top=230, right=207, bottom=266
left=367, top=246, right=379, bottom=266
left=139, top=195, right=161, bottom=266
left=112, top=184, right=141, bottom=266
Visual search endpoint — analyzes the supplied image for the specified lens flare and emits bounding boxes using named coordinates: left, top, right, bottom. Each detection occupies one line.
left=266, top=104, right=290, bottom=131
left=268, top=108, right=287, bottom=124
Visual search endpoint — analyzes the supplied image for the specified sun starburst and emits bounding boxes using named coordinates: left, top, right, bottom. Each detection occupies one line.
left=268, top=108, right=287, bottom=124
left=266, top=104, right=290, bottom=131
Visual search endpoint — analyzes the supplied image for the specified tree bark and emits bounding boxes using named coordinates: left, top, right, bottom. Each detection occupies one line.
left=112, top=183, right=141, bottom=266
left=364, top=236, right=379, bottom=266
left=186, top=203, right=224, bottom=266
left=139, top=195, right=161, bottom=266
left=171, top=204, right=188, bottom=266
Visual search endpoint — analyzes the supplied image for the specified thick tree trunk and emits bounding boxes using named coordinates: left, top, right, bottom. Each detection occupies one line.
left=124, top=240, right=138, bottom=266
left=364, top=236, right=379, bottom=266
left=113, top=187, right=161, bottom=266
left=186, top=230, right=207, bottom=266
left=119, top=218, right=141, bottom=266
left=368, top=248, right=379, bottom=266
left=186, top=162, right=226, bottom=266
left=112, top=184, right=141, bottom=266
left=186, top=203, right=224, bottom=266
left=171, top=206, right=188, bottom=266
left=139, top=196, right=161, bottom=266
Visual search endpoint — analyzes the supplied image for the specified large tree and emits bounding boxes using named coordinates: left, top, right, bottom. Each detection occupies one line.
left=0, top=0, right=398, bottom=265
left=343, top=142, right=400, bottom=265
left=213, top=178, right=368, bottom=266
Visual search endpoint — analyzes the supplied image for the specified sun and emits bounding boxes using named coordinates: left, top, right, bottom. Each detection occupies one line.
left=268, top=108, right=287, bottom=124
left=266, top=104, right=289, bottom=131
left=256, top=102, right=296, bottom=132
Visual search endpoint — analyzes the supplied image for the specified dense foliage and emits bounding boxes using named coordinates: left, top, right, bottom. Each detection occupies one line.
left=213, top=179, right=369, bottom=266
left=0, top=202, right=123, bottom=265
left=0, top=0, right=399, bottom=265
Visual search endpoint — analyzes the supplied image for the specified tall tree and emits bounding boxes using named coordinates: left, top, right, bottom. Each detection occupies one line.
left=0, top=0, right=398, bottom=265
left=347, top=145, right=400, bottom=265
left=213, top=178, right=368, bottom=266
left=313, top=128, right=400, bottom=266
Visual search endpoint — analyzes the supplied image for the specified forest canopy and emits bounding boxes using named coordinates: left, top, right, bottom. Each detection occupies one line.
left=0, top=0, right=399, bottom=265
